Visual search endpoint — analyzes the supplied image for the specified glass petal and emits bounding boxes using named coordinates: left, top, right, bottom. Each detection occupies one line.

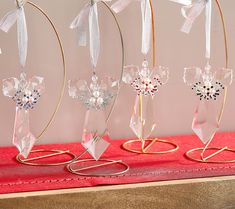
left=184, top=67, right=202, bottom=85
left=157, top=66, right=169, bottom=85
left=130, top=95, right=156, bottom=141
left=2, top=77, right=19, bottom=97
left=192, top=100, right=219, bottom=144
left=122, top=65, right=139, bottom=84
left=29, top=76, right=45, bottom=94
left=215, top=68, right=233, bottom=86
left=82, top=109, right=110, bottom=160
left=68, top=79, right=89, bottom=99
left=13, top=107, right=36, bottom=158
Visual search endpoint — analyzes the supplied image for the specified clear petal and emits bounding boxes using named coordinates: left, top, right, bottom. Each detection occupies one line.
left=157, top=66, right=169, bottom=85
left=215, top=68, right=233, bottom=86
left=2, top=77, right=19, bottom=97
left=122, top=65, right=139, bottom=84
left=29, top=76, right=45, bottom=94
left=68, top=79, right=89, bottom=99
left=183, top=67, right=202, bottom=85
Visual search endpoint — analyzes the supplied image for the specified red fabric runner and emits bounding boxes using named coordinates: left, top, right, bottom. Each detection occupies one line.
left=0, top=132, right=235, bottom=194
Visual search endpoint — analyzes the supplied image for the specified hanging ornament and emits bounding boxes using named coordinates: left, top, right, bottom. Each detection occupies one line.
left=0, top=0, right=45, bottom=158
left=68, top=74, right=119, bottom=160
left=69, top=0, right=121, bottom=161
left=112, top=0, right=178, bottom=154
left=171, top=0, right=234, bottom=162
left=3, top=73, right=45, bottom=158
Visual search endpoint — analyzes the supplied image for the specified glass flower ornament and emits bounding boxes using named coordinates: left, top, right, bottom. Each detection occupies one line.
left=69, top=74, right=119, bottom=160
left=123, top=60, right=169, bottom=144
left=184, top=63, right=233, bottom=144
left=3, top=72, right=45, bottom=158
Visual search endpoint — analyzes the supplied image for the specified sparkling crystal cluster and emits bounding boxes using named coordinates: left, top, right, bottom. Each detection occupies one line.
left=69, top=74, right=118, bottom=110
left=123, top=60, right=169, bottom=96
left=3, top=72, right=45, bottom=110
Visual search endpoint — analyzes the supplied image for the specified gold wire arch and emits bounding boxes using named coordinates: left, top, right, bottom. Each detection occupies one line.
left=185, top=0, right=235, bottom=163
left=16, top=0, right=76, bottom=166
left=66, top=1, right=129, bottom=176
left=122, top=0, right=179, bottom=154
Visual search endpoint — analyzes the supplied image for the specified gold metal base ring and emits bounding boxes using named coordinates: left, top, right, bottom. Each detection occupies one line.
left=122, top=138, right=179, bottom=154
left=186, top=147, right=235, bottom=163
left=67, top=159, right=129, bottom=176
left=16, top=149, right=77, bottom=166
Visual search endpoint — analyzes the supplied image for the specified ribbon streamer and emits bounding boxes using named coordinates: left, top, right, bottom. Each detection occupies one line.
left=111, top=0, right=152, bottom=55
left=170, top=0, right=212, bottom=59
left=70, top=0, right=112, bottom=69
left=0, top=2, right=28, bottom=67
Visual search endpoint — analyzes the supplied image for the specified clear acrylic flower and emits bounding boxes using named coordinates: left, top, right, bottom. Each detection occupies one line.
left=68, top=74, right=118, bottom=110
left=122, top=60, right=169, bottom=96
left=184, top=63, right=233, bottom=101
left=3, top=72, right=45, bottom=110
left=2, top=72, right=45, bottom=158
left=184, top=63, right=233, bottom=144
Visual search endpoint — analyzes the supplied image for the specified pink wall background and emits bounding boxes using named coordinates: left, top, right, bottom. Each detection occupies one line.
left=0, top=0, right=234, bottom=146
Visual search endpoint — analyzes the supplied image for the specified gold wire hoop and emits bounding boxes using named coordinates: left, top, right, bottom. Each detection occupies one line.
left=67, top=159, right=129, bottom=176
left=186, top=0, right=235, bottom=163
left=66, top=1, right=129, bottom=176
left=16, top=149, right=76, bottom=166
left=122, top=0, right=179, bottom=154
left=186, top=147, right=235, bottom=163
left=15, top=1, right=77, bottom=166
left=122, top=138, right=179, bottom=154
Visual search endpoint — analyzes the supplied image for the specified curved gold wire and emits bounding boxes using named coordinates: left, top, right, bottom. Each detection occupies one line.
left=122, top=0, right=179, bottom=155
left=123, top=138, right=179, bottom=154
left=67, top=1, right=128, bottom=176
left=15, top=1, right=77, bottom=166
left=67, top=159, right=129, bottom=176
left=187, top=0, right=234, bottom=163
left=27, top=1, right=67, bottom=140
left=16, top=149, right=76, bottom=166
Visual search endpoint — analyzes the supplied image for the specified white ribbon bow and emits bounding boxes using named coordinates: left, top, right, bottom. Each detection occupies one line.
left=70, top=0, right=112, bottom=69
left=170, top=0, right=212, bottom=59
left=0, top=0, right=28, bottom=67
left=111, top=0, right=152, bottom=55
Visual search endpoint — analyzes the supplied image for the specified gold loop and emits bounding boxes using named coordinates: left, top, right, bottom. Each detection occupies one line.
left=186, top=147, right=235, bottom=164
left=16, top=149, right=77, bottom=166
left=67, top=159, right=129, bottom=176
left=25, top=1, right=67, bottom=140
left=122, top=138, right=179, bottom=154
left=100, top=1, right=125, bottom=124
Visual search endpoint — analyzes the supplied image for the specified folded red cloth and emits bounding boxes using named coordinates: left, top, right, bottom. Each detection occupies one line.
left=0, top=132, right=235, bottom=194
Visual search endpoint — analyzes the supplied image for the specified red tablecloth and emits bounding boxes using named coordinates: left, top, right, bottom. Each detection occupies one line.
left=0, top=132, right=235, bottom=194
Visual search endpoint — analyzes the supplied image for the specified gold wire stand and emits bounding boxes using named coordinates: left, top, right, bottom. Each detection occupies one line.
left=122, top=0, right=179, bottom=155
left=66, top=1, right=129, bottom=176
left=67, top=159, right=129, bottom=176
left=123, top=138, right=179, bottom=154
left=16, top=150, right=76, bottom=166
left=15, top=0, right=76, bottom=166
left=186, top=0, right=235, bottom=163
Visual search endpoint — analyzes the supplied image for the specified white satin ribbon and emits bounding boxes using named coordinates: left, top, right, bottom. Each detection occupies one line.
left=0, top=2, right=28, bottom=67
left=170, top=0, right=212, bottom=59
left=111, top=0, right=152, bottom=55
left=70, top=0, right=112, bottom=69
